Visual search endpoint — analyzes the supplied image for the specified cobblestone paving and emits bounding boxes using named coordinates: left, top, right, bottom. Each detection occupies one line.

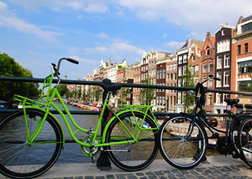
left=42, top=164, right=252, bottom=179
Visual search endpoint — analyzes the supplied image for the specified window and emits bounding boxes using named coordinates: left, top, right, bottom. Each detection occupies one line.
left=183, top=54, right=187, bottom=63
left=167, top=65, right=170, bottom=71
left=192, top=55, right=195, bottom=62
left=160, top=69, right=163, bottom=79
left=203, top=77, right=207, bottom=87
left=179, top=56, right=182, bottom=64
left=224, top=54, right=230, bottom=67
left=174, top=73, right=176, bottom=80
left=224, top=71, right=229, bottom=87
left=167, top=74, right=169, bottom=81
left=238, top=45, right=241, bottom=55
left=207, top=48, right=210, bottom=55
left=194, top=76, right=199, bottom=84
left=178, top=66, right=182, bottom=76
left=238, top=80, right=252, bottom=92
left=163, top=69, right=165, bottom=78
left=223, top=94, right=229, bottom=100
left=209, top=63, right=213, bottom=72
left=203, top=64, right=207, bottom=73
left=222, top=30, right=225, bottom=36
left=170, top=64, right=173, bottom=71
left=208, top=94, right=213, bottom=106
left=183, top=66, right=187, bottom=75
left=208, top=79, right=213, bottom=88
left=174, top=63, right=177, bottom=70
left=216, top=93, right=221, bottom=104
left=242, top=21, right=252, bottom=33
left=245, top=43, right=248, bottom=53
left=178, top=78, right=182, bottom=87
left=157, top=70, right=159, bottom=79
left=238, top=60, right=252, bottom=74
left=217, top=56, right=222, bottom=69
left=216, top=72, right=222, bottom=87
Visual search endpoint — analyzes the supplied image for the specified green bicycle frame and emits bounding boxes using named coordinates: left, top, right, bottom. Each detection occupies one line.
left=14, top=74, right=159, bottom=153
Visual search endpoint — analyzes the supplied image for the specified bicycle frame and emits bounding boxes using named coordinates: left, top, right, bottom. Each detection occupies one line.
left=14, top=76, right=159, bottom=153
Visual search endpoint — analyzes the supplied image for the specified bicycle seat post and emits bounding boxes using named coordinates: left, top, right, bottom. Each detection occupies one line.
left=96, top=78, right=112, bottom=171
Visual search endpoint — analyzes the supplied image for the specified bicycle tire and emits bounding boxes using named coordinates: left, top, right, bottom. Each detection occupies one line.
left=105, top=111, right=159, bottom=171
left=0, top=109, right=63, bottom=179
left=238, top=117, right=252, bottom=168
left=229, top=115, right=248, bottom=159
left=159, top=115, right=207, bottom=169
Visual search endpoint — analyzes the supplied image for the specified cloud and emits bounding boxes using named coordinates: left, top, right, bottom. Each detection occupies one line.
left=162, top=34, right=167, bottom=38
left=69, top=55, right=99, bottom=65
left=111, top=42, right=144, bottom=55
left=83, top=3, right=108, bottom=13
left=163, top=41, right=185, bottom=50
left=0, top=2, right=64, bottom=43
left=98, top=32, right=109, bottom=38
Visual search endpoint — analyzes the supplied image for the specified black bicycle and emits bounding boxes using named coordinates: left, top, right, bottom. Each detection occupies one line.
left=159, top=75, right=250, bottom=169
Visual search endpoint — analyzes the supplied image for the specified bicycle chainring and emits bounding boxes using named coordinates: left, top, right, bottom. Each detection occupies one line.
left=81, top=137, right=100, bottom=157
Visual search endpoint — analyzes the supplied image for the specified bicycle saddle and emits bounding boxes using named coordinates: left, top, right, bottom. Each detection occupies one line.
left=100, top=82, right=121, bottom=92
left=224, top=99, right=239, bottom=105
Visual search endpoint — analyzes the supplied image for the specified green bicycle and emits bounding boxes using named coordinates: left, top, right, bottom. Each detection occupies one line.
left=0, top=58, right=159, bottom=179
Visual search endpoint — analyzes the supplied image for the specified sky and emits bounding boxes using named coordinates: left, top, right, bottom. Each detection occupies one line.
left=0, top=0, right=252, bottom=81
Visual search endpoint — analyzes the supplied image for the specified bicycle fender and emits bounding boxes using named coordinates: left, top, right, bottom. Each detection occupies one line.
left=25, top=107, right=65, bottom=149
left=101, top=109, right=154, bottom=143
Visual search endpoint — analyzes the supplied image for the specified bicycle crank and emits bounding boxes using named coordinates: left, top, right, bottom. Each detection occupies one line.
left=81, top=137, right=100, bottom=158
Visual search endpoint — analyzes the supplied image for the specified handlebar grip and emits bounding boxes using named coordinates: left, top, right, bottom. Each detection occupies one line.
left=66, top=58, right=79, bottom=64
left=214, top=77, right=221, bottom=81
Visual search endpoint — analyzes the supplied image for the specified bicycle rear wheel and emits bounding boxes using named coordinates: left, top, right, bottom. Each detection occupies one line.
left=159, top=115, right=207, bottom=169
left=238, top=117, right=252, bottom=168
left=0, top=109, right=63, bottom=179
left=105, top=111, right=159, bottom=171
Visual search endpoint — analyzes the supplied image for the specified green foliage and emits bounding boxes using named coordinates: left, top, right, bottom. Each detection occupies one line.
left=86, top=88, right=93, bottom=101
left=139, top=78, right=155, bottom=105
left=82, top=88, right=86, bottom=101
left=181, top=66, right=197, bottom=113
left=58, top=84, right=67, bottom=97
left=0, top=52, right=39, bottom=100
left=77, top=87, right=81, bottom=99
left=118, top=87, right=131, bottom=106
left=94, top=86, right=101, bottom=102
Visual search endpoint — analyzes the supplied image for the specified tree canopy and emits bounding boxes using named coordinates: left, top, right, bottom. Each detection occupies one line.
left=0, top=52, right=39, bottom=100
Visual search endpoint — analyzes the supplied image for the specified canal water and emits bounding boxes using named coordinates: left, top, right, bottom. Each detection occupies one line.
left=0, top=102, right=221, bottom=165
left=52, top=102, right=100, bottom=164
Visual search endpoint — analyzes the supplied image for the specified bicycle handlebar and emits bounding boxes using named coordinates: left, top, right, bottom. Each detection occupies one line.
left=66, top=58, right=79, bottom=64
left=209, top=74, right=221, bottom=81
left=53, top=57, right=79, bottom=77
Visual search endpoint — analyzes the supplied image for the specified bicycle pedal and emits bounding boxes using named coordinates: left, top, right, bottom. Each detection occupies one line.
left=91, top=157, right=96, bottom=163
left=232, top=153, right=240, bottom=159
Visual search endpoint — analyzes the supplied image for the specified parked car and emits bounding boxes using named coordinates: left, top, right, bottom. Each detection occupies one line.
left=206, top=118, right=218, bottom=127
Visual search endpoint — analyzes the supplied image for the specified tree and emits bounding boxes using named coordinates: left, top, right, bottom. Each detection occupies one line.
left=58, top=84, right=67, bottom=97
left=118, top=87, right=131, bottom=106
left=82, top=88, right=86, bottom=101
left=139, top=78, right=155, bottom=105
left=0, top=52, right=39, bottom=100
left=77, top=87, right=81, bottom=99
left=180, top=66, right=197, bottom=113
left=94, top=86, right=102, bottom=102
left=86, top=88, right=93, bottom=101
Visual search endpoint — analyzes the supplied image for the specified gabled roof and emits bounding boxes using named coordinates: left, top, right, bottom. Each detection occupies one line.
left=241, top=15, right=252, bottom=23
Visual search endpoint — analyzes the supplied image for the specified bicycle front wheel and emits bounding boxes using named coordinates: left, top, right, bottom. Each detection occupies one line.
left=0, top=109, right=63, bottom=179
left=105, top=111, right=159, bottom=171
left=159, top=115, right=207, bottom=169
left=238, top=117, right=252, bottom=168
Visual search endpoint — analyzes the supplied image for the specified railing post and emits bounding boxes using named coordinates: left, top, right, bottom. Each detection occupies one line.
left=96, top=78, right=111, bottom=171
